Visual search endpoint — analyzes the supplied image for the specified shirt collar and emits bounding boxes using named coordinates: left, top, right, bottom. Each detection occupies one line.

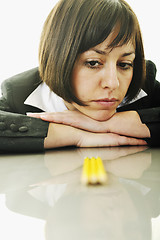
left=24, top=82, right=67, bottom=112
left=117, top=89, right=147, bottom=108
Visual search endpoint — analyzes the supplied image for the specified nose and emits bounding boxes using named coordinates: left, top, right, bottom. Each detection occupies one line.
left=100, top=63, right=119, bottom=90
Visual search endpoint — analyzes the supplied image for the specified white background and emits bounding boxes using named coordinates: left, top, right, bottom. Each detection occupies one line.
left=0, top=0, right=159, bottom=84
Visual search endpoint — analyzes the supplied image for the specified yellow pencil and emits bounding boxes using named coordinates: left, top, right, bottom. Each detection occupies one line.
left=89, top=157, right=98, bottom=184
left=81, top=157, right=90, bottom=184
left=96, top=157, right=108, bottom=184
left=81, top=157, right=108, bottom=185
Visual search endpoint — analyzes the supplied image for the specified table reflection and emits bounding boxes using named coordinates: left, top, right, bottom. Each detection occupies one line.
left=0, top=146, right=160, bottom=240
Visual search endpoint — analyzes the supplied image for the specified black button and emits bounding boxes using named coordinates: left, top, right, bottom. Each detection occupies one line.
left=0, top=122, right=6, bottom=130
left=19, top=126, right=28, bottom=132
left=0, top=106, right=7, bottom=111
left=10, top=124, right=19, bottom=132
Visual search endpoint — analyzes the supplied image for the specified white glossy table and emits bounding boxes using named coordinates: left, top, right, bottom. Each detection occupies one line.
left=0, top=146, right=160, bottom=240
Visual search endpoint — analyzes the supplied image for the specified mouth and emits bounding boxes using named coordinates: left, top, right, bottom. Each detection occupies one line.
left=92, top=98, right=118, bottom=107
left=94, top=98, right=118, bottom=102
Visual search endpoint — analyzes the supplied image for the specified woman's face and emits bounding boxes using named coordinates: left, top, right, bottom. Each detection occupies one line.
left=66, top=35, right=135, bottom=121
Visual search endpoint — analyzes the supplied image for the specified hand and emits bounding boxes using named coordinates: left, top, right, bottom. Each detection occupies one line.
left=106, top=111, right=151, bottom=138
left=44, top=123, right=147, bottom=149
left=76, top=131, right=147, bottom=147
left=27, top=111, right=106, bottom=132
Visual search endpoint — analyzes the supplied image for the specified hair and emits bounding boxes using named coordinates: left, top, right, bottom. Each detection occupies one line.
left=39, top=0, right=146, bottom=105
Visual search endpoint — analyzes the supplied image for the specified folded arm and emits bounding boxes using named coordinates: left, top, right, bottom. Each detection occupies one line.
left=28, top=110, right=149, bottom=148
left=28, top=110, right=150, bottom=138
left=44, top=122, right=147, bottom=149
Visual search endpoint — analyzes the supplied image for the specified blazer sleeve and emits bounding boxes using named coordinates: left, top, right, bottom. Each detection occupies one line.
left=137, top=107, right=160, bottom=147
left=0, top=88, right=49, bottom=153
left=137, top=61, right=160, bottom=147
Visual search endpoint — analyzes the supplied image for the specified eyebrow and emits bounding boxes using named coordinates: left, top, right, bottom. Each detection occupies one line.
left=92, top=48, right=135, bottom=57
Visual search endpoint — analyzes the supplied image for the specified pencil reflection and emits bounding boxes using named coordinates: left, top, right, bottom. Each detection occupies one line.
left=42, top=146, right=150, bottom=185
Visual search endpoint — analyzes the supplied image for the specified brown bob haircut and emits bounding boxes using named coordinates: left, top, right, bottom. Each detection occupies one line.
left=39, top=0, right=146, bottom=105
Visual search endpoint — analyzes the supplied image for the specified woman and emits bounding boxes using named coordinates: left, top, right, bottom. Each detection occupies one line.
left=0, top=0, right=159, bottom=152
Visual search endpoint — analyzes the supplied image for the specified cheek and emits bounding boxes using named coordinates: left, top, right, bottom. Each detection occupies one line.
left=72, top=69, right=94, bottom=99
left=73, top=78, right=86, bottom=99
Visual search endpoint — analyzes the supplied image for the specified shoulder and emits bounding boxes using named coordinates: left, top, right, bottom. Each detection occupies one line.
left=146, top=60, right=157, bottom=77
left=1, top=68, right=42, bottom=113
left=144, top=60, right=158, bottom=93
left=1, top=67, right=41, bottom=96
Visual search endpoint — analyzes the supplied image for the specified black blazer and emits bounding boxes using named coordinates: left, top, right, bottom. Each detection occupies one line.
left=0, top=60, right=160, bottom=152
left=0, top=68, right=49, bottom=152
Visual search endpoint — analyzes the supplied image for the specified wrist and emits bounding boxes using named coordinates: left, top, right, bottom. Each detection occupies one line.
left=44, top=123, right=81, bottom=149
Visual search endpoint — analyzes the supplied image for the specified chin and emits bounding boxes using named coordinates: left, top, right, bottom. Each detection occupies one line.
left=88, top=110, right=115, bottom=122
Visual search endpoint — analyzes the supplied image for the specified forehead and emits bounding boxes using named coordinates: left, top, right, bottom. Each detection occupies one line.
left=83, top=36, right=135, bottom=57
left=95, top=35, right=134, bottom=51
left=82, top=27, right=136, bottom=55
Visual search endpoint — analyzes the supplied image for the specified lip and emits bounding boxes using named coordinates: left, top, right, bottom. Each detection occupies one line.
left=94, top=98, right=118, bottom=102
left=93, top=98, right=118, bottom=107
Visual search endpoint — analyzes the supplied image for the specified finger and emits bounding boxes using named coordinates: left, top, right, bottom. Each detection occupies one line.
left=41, top=112, right=79, bottom=124
left=27, top=112, right=60, bottom=122
left=27, top=112, right=44, bottom=118
left=40, top=112, right=91, bottom=129
left=78, top=132, right=147, bottom=148
left=39, top=113, right=57, bottom=122
left=118, top=136, right=147, bottom=146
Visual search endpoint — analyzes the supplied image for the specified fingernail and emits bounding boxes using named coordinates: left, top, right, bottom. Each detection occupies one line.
left=26, top=112, right=34, bottom=116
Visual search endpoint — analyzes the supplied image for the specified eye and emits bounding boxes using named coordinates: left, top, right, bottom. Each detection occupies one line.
left=118, top=62, right=133, bottom=70
left=85, top=60, right=103, bottom=69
